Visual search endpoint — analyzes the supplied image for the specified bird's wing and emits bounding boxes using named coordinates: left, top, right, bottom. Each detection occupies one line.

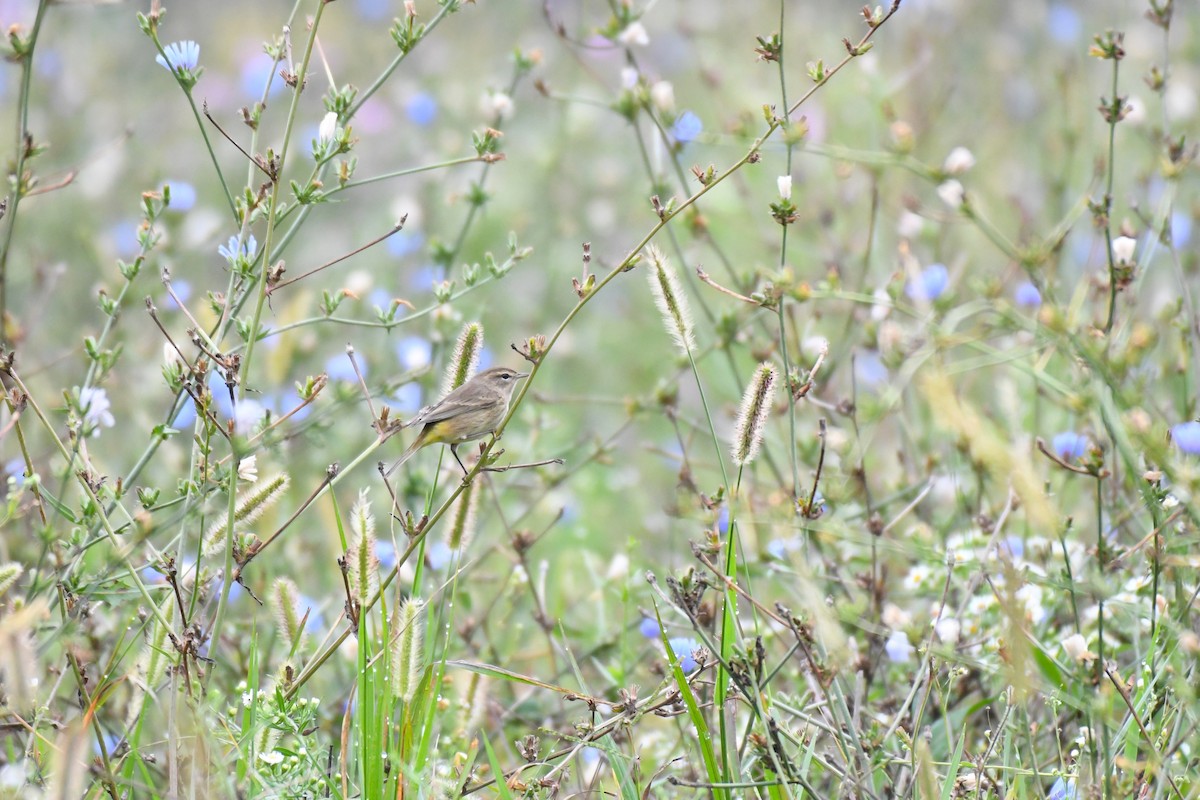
left=408, top=392, right=502, bottom=427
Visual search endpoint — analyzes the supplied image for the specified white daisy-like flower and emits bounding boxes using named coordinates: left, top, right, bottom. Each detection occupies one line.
left=937, top=179, right=965, bottom=209
left=903, top=564, right=932, bottom=590
left=942, top=146, right=976, bottom=175
left=318, top=111, right=339, bottom=145
left=238, top=455, right=258, bottom=483
left=618, top=21, right=649, bottom=47
left=650, top=81, right=675, bottom=112
left=1111, top=235, right=1137, bottom=265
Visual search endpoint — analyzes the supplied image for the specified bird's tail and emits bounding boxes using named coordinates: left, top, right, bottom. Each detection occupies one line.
left=384, top=435, right=422, bottom=478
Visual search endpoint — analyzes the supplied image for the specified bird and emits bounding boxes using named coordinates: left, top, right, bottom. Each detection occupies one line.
left=384, top=366, right=528, bottom=476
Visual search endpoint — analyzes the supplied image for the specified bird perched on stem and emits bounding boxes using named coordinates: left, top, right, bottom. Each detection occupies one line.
left=385, top=366, right=528, bottom=476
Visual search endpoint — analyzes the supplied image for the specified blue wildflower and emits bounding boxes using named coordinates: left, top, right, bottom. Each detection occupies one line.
left=367, top=288, right=393, bottom=310
left=1172, top=421, right=1200, bottom=455
left=426, top=541, right=452, bottom=570
left=855, top=350, right=888, bottom=388
left=164, top=279, right=193, bottom=310
left=387, top=231, right=425, bottom=258
left=1014, top=281, right=1042, bottom=307
left=1046, top=5, right=1082, bottom=44
left=884, top=630, right=914, bottom=663
left=905, top=263, right=949, bottom=302
left=218, top=234, right=258, bottom=265
left=390, top=383, right=423, bottom=415
left=395, top=336, right=432, bottom=372
left=241, top=53, right=283, bottom=99
left=171, top=397, right=197, bottom=429
left=376, top=540, right=397, bottom=572
left=207, top=371, right=235, bottom=418
left=671, top=111, right=702, bottom=144
left=271, top=388, right=312, bottom=423
left=297, top=595, right=325, bottom=633
left=639, top=617, right=660, bottom=639
left=163, top=181, right=196, bottom=212
left=142, top=565, right=168, bottom=584
left=325, top=353, right=364, bottom=383
left=1048, top=777, right=1077, bottom=800
left=156, top=40, right=200, bottom=73
left=1171, top=211, right=1192, bottom=249
left=5, top=458, right=27, bottom=487
left=999, top=536, right=1025, bottom=559
left=717, top=506, right=729, bottom=535
left=668, top=637, right=700, bottom=672
left=109, top=221, right=140, bottom=258
left=1052, top=431, right=1088, bottom=461
left=356, top=0, right=390, bottom=20
left=405, top=92, right=438, bottom=126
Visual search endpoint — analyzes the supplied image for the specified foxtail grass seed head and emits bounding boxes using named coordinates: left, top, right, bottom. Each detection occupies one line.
left=443, top=321, right=484, bottom=394
left=645, top=245, right=695, bottom=355
left=203, top=473, right=290, bottom=555
left=347, top=490, right=379, bottom=604
left=0, top=561, right=23, bottom=599
left=445, top=479, right=479, bottom=553
left=732, top=362, right=778, bottom=466
left=270, top=577, right=308, bottom=652
left=392, top=597, right=425, bottom=703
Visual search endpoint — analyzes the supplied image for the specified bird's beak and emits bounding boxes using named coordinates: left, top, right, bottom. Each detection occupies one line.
left=517, top=371, right=530, bottom=379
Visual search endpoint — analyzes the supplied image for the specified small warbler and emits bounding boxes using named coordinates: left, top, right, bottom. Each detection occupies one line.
left=385, top=366, right=528, bottom=476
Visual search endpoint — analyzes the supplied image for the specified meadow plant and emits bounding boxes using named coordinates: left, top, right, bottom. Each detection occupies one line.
left=1, top=0, right=1198, bottom=798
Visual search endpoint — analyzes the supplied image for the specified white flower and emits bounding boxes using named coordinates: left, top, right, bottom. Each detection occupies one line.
left=937, top=179, right=965, bottom=209
left=606, top=553, right=630, bottom=580
left=870, top=287, right=892, bottom=321
left=1111, top=235, right=1137, bottom=265
left=485, top=91, right=514, bottom=120
left=802, top=336, right=830, bottom=358
left=1165, top=83, right=1197, bottom=120
left=617, top=21, right=649, bottom=47
left=1015, top=583, right=1046, bottom=624
left=896, top=210, right=925, bottom=239
left=233, top=399, right=267, bottom=436
left=78, top=387, right=115, bottom=434
left=942, top=146, right=976, bottom=175
left=1123, top=96, right=1146, bottom=125
left=935, top=617, right=961, bottom=644
left=1062, top=633, right=1095, bottom=662
left=777, top=175, right=793, bottom=200
left=881, top=603, right=912, bottom=628
left=650, top=81, right=675, bottom=112
left=238, top=455, right=258, bottom=483
left=318, top=112, right=339, bottom=145
left=259, top=750, right=284, bottom=766
left=903, top=564, right=931, bottom=590
left=0, top=761, right=29, bottom=789
left=344, top=269, right=373, bottom=297
left=967, top=594, right=995, bottom=616
left=884, top=630, right=914, bottom=663
left=620, top=67, right=639, bottom=89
